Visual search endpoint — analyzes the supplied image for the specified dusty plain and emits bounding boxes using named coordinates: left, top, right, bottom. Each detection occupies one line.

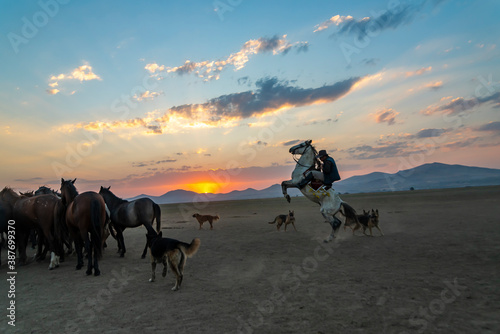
left=1, top=186, right=499, bottom=334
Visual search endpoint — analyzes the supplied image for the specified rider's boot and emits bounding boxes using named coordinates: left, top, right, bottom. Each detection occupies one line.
left=297, top=173, right=314, bottom=189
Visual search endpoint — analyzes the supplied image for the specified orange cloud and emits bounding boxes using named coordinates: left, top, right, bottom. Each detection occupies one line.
left=47, top=63, right=101, bottom=95
left=56, top=76, right=363, bottom=136
left=373, top=108, right=399, bottom=125
left=313, top=15, right=354, bottom=32
left=405, top=66, right=432, bottom=77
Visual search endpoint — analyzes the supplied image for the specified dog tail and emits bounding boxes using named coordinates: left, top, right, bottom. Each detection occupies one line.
left=180, top=238, right=201, bottom=258
left=268, top=218, right=276, bottom=224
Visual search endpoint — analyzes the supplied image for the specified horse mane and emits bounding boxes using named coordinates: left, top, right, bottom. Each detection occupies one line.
left=20, top=190, right=34, bottom=197
left=36, top=185, right=61, bottom=197
left=0, top=187, right=21, bottom=199
left=100, top=187, right=128, bottom=207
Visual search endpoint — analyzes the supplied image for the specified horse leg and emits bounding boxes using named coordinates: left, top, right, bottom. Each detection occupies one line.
left=68, top=226, right=83, bottom=270
left=321, top=210, right=342, bottom=243
left=116, top=227, right=126, bottom=257
left=281, top=180, right=296, bottom=203
left=141, top=224, right=148, bottom=259
left=35, top=229, right=46, bottom=261
left=142, top=240, right=148, bottom=259
left=93, top=247, right=101, bottom=276
left=85, top=236, right=93, bottom=275
left=17, top=231, right=30, bottom=265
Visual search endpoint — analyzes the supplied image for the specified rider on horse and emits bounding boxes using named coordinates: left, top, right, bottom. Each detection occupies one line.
left=298, top=149, right=340, bottom=190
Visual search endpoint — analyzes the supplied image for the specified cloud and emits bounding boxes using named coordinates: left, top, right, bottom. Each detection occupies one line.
left=318, top=0, right=446, bottom=39
left=47, top=63, right=101, bottom=95
left=442, top=137, right=480, bottom=149
left=422, top=92, right=500, bottom=116
left=281, top=140, right=301, bottom=146
left=405, top=66, right=432, bottom=77
left=132, top=159, right=177, bottom=168
left=346, top=141, right=412, bottom=160
left=425, top=81, right=443, bottom=90
left=360, top=58, right=380, bottom=66
left=132, top=90, right=163, bottom=102
left=314, top=15, right=354, bottom=33
left=56, top=76, right=363, bottom=136
left=414, top=128, right=447, bottom=138
left=373, top=108, right=399, bottom=125
left=302, top=116, right=341, bottom=126
left=46, top=88, right=60, bottom=95
left=477, top=121, right=500, bottom=134
left=237, top=76, right=251, bottom=86
left=145, top=35, right=308, bottom=81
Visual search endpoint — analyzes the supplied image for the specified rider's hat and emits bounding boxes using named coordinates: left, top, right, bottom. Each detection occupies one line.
left=316, top=150, right=328, bottom=159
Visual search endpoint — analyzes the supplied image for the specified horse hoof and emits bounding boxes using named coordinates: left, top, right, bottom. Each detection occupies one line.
left=141, top=255, right=146, bottom=259
left=149, top=278, right=155, bottom=282
left=86, top=270, right=92, bottom=276
left=120, top=253, right=124, bottom=258
left=94, top=271, right=100, bottom=277
left=76, top=265, right=83, bottom=270
left=285, top=195, right=291, bottom=203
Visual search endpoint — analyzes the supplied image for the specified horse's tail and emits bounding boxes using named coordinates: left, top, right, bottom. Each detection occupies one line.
left=341, top=202, right=358, bottom=224
left=90, top=199, right=103, bottom=260
left=153, top=203, right=161, bottom=233
left=179, top=238, right=201, bottom=258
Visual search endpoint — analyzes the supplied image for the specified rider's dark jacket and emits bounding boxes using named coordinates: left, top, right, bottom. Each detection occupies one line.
left=322, top=156, right=341, bottom=185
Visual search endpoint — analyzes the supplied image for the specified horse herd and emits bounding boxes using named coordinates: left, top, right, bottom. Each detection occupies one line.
left=0, top=178, right=161, bottom=276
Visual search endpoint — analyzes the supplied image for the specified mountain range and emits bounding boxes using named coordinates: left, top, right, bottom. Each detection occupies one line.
left=128, top=162, right=500, bottom=204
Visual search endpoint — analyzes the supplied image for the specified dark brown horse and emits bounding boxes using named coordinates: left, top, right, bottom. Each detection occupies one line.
left=61, top=178, right=106, bottom=276
left=1, top=188, right=26, bottom=265
left=99, top=186, right=161, bottom=258
left=13, top=193, right=66, bottom=269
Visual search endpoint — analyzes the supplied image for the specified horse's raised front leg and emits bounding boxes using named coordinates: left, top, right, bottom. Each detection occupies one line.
left=281, top=180, right=296, bottom=203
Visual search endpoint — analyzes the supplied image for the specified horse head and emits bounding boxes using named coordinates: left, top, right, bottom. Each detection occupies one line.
left=60, top=178, right=78, bottom=205
left=99, top=186, right=112, bottom=197
left=289, top=139, right=313, bottom=155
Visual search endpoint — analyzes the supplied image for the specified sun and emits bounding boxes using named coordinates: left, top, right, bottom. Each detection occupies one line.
left=187, top=182, right=221, bottom=194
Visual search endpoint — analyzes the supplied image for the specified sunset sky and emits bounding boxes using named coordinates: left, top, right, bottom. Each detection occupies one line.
left=1, top=0, right=499, bottom=198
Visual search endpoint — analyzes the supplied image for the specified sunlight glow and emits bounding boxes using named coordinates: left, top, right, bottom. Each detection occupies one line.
left=186, top=182, right=221, bottom=194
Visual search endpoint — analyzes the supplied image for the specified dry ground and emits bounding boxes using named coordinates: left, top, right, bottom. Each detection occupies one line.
left=1, top=186, right=499, bottom=334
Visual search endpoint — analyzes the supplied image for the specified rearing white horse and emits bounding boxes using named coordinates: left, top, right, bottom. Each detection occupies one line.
left=281, top=140, right=358, bottom=242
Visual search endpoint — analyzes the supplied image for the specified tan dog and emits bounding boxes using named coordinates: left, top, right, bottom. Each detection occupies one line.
left=145, top=224, right=200, bottom=291
left=343, top=209, right=383, bottom=236
left=268, top=210, right=296, bottom=231
left=192, top=213, right=219, bottom=230
left=366, top=209, right=383, bottom=236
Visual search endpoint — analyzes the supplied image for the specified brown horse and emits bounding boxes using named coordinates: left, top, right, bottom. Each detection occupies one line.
left=60, top=178, right=106, bottom=276
left=1, top=188, right=27, bottom=265
left=99, top=186, right=161, bottom=258
left=13, top=193, right=66, bottom=269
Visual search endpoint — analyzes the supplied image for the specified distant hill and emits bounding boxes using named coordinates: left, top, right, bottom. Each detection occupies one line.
left=128, top=162, right=500, bottom=204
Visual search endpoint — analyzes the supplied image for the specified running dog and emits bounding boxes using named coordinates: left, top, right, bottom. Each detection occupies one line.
left=343, top=209, right=384, bottom=236
left=268, top=210, right=296, bottom=231
left=192, top=213, right=219, bottom=230
left=145, top=224, right=201, bottom=291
